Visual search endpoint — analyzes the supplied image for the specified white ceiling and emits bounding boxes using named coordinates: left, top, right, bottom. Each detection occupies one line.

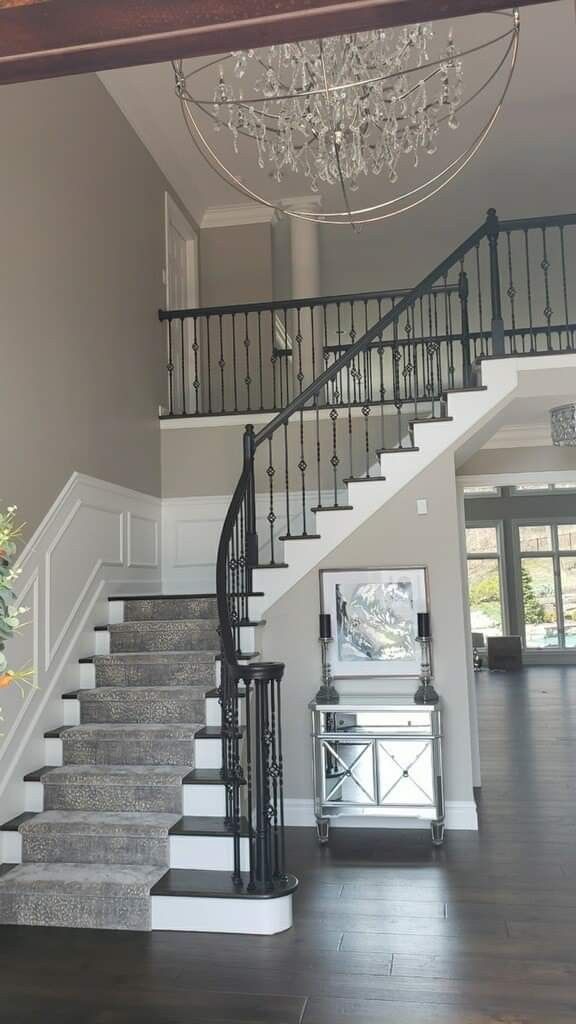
left=99, top=0, right=576, bottom=228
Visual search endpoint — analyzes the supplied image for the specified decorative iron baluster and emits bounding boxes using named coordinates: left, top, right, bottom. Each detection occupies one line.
left=459, top=269, right=472, bottom=385
left=243, top=312, right=252, bottom=411
left=166, top=318, right=174, bottom=415
left=505, top=230, right=517, bottom=354
left=257, top=311, right=264, bottom=410
left=218, top=314, right=226, bottom=413
left=559, top=226, right=570, bottom=350
left=179, top=317, right=187, bottom=415
left=541, top=227, right=553, bottom=351
left=266, top=437, right=277, bottom=565
left=204, top=315, right=213, bottom=415
left=191, top=316, right=200, bottom=414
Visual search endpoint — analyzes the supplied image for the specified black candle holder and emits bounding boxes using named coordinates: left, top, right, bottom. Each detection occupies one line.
left=414, top=615, right=439, bottom=705
left=315, top=614, right=339, bottom=705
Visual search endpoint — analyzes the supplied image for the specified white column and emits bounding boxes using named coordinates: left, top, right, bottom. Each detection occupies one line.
left=285, top=197, right=322, bottom=391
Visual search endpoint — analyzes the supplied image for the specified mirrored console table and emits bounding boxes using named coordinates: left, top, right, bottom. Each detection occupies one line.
left=310, top=696, right=445, bottom=845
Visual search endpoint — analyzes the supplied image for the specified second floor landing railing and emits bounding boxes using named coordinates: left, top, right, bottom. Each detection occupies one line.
left=160, top=210, right=576, bottom=420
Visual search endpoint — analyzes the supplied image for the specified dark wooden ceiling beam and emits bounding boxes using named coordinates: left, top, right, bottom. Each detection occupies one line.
left=0, top=0, right=558, bottom=86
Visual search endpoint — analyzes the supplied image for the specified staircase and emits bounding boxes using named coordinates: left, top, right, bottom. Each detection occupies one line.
left=1, top=207, right=576, bottom=934
left=0, top=595, right=295, bottom=933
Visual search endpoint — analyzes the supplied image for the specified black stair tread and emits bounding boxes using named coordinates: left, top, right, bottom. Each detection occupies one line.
left=79, top=657, right=94, bottom=664
left=0, top=812, right=37, bottom=832
left=94, top=626, right=109, bottom=632
left=277, top=534, right=321, bottom=541
left=204, top=688, right=246, bottom=700
left=376, top=446, right=419, bottom=454
left=44, top=726, right=73, bottom=739
left=442, top=385, right=488, bottom=393
left=151, top=868, right=298, bottom=900
left=310, top=504, right=354, bottom=513
left=343, top=475, right=387, bottom=484
left=62, top=689, right=82, bottom=700
left=109, top=593, right=217, bottom=601
left=182, top=769, right=245, bottom=787
left=409, top=415, right=453, bottom=424
left=169, top=816, right=250, bottom=837
left=23, top=766, right=57, bottom=782
left=215, top=651, right=259, bottom=662
left=253, top=563, right=289, bottom=570
left=195, top=726, right=246, bottom=740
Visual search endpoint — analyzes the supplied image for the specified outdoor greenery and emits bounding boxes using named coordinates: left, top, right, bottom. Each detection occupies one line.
left=521, top=564, right=548, bottom=624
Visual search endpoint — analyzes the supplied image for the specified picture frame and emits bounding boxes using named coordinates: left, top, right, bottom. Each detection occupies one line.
left=320, top=567, right=429, bottom=678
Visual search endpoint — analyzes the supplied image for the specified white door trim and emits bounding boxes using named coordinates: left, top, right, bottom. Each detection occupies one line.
left=164, top=191, right=199, bottom=310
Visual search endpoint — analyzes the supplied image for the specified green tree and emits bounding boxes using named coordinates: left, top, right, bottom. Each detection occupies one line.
left=521, top=565, right=546, bottom=624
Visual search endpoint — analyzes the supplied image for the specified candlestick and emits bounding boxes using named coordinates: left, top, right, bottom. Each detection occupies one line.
left=315, top=616, right=339, bottom=705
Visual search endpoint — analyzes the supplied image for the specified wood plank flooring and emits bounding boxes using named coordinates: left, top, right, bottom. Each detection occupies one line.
left=2, top=666, right=576, bottom=1023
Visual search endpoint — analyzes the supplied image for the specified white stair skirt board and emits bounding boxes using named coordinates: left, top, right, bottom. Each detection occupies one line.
left=169, top=835, right=250, bottom=871
left=1, top=831, right=22, bottom=863
left=183, top=785, right=226, bottom=817
left=284, top=798, right=478, bottom=831
left=151, top=893, right=293, bottom=935
left=246, top=354, right=576, bottom=615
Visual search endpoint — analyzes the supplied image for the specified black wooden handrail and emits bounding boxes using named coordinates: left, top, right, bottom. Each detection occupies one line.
left=159, top=282, right=458, bottom=322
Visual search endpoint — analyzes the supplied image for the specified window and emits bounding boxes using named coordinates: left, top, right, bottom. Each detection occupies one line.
left=466, top=525, right=505, bottom=640
left=511, top=483, right=576, bottom=494
left=517, top=522, right=576, bottom=649
left=463, top=486, right=500, bottom=496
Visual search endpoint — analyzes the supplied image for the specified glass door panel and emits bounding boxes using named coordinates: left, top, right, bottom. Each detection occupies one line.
left=560, top=556, right=576, bottom=648
left=518, top=525, right=553, bottom=553
left=558, top=525, right=576, bottom=552
left=467, top=558, right=504, bottom=637
left=521, top=557, right=559, bottom=647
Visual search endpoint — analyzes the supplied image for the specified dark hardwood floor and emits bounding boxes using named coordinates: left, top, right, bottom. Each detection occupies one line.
left=2, top=666, right=576, bottom=1023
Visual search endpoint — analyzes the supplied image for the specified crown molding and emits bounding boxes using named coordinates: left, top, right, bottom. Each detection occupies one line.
left=481, top=422, right=552, bottom=450
left=201, top=204, right=277, bottom=229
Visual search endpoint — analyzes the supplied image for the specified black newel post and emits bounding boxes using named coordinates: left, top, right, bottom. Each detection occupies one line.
left=458, top=269, right=472, bottom=386
left=246, top=661, right=285, bottom=893
left=486, top=208, right=505, bottom=357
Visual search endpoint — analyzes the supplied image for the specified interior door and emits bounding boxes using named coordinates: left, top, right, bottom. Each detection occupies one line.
left=164, top=193, right=199, bottom=414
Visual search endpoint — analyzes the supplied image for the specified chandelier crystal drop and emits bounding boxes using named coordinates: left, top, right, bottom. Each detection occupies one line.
left=173, top=10, right=519, bottom=227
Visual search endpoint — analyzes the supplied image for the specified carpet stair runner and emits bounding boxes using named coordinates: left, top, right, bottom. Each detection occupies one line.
left=0, top=596, right=220, bottom=930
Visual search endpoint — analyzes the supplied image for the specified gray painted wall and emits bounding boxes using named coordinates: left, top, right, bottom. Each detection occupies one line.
left=263, top=451, right=476, bottom=806
left=459, top=445, right=576, bottom=476
left=200, top=223, right=273, bottom=307
left=0, top=74, right=174, bottom=532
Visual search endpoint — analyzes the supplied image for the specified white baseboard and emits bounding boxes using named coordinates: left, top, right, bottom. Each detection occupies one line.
left=284, top=798, right=478, bottom=831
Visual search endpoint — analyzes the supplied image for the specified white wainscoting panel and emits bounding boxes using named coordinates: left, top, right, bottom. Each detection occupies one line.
left=0, top=473, right=162, bottom=823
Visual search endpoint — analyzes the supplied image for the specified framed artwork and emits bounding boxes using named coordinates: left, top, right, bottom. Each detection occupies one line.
left=320, top=567, right=429, bottom=678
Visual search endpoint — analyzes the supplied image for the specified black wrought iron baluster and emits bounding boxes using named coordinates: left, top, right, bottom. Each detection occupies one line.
left=523, top=229, right=535, bottom=352
left=266, top=437, right=277, bottom=565
left=243, top=425, right=258, bottom=602
left=230, top=663, right=242, bottom=886
left=314, top=392, right=322, bottom=510
left=392, top=304, right=403, bottom=448
left=179, top=317, right=187, bottom=416
left=283, top=307, right=290, bottom=407
left=559, top=226, right=570, bottom=350
left=243, top=312, right=252, bottom=411
left=336, top=302, right=343, bottom=405
left=444, top=275, right=455, bottom=389
left=541, top=227, right=553, bottom=351
left=231, top=315, right=239, bottom=411
left=218, top=314, right=226, bottom=413
left=298, top=409, right=310, bottom=535
left=363, top=299, right=372, bottom=404
left=247, top=663, right=285, bottom=893
left=274, top=673, right=287, bottom=879
left=474, top=242, right=486, bottom=356
left=255, top=311, right=263, bottom=411
left=330, top=406, right=340, bottom=504
left=296, top=308, right=304, bottom=394
left=191, top=316, right=200, bottom=415
left=505, top=230, right=517, bottom=354
left=377, top=299, right=386, bottom=452
left=283, top=422, right=291, bottom=541
left=349, top=303, right=358, bottom=404
left=204, top=316, right=213, bottom=415
left=166, top=318, right=174, bottom=416
left=323, top=305, right=331, bottom=406
left=432, top=292, right=442, bottom=405
left=271, top=311, right=278, bottom=412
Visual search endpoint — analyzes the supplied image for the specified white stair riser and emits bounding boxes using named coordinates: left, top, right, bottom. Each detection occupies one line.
left=24, top=782, right=44, bottom=813
left=183, top=785, right=227, bottom=816
left=205, top=696, right=245, bottom=727
left=151, top=893, right=293, bottom=934
left=80, top=663, right=96, bottom=687
left=170, top=835, right=249, bottom=871
left=45, top=738, right=63, bottom=766
left=2, top=829, right=249, bottom=871
left=94, top=631, right=110, bottom=656
left=195, top=739, right=223, bottom=770
left=63, top=701, right=81, bottom=727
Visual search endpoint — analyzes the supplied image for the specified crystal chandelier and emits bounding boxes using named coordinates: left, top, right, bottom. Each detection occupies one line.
left=550, top=405, right=576, bottom=446
left=173, top=10, right=519, bottom=227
